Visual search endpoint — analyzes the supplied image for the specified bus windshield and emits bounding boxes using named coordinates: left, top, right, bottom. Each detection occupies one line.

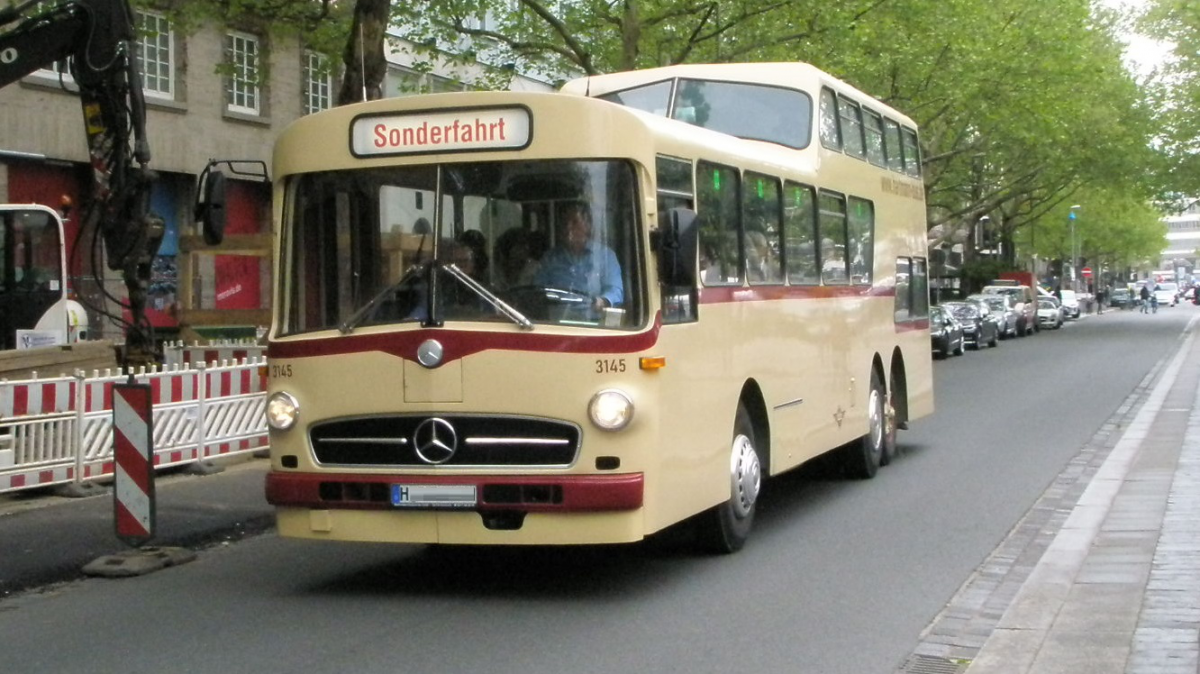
left=282, top=159, right=643, bottom=335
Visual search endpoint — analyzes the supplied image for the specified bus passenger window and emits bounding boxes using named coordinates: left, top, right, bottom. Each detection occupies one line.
left=895, top=257, right=912, bottom=321
left=847, top=197, right=874, bottom=285
left=839, top=98, right=865, bottom=159
left=743, top=172, right=782, bottom=285
left=696, top=161, right=741, bottom=285
left=863, top=110, right=886, bottom=167
left=902, top=128, right=922, bottom=177
left=818, top=192, right=848, bottom=285
left=819, top=88, right=841, bottom=151
left=884, top=119, right=904, bottom=173
left=784, top=182, right=818, bottom=285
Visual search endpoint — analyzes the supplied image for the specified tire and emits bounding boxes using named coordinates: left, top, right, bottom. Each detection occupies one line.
left=696, top=405, right=761, bottom=554
left=842, top=370, right=884, bottom=479
left=879, top=379, right=899, bottom=467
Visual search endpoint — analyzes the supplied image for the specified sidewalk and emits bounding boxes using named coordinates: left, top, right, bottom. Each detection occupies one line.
left=963, top=317, right=1200, bottom=673
left=0, top=457, right=273, bottom=598
left=902, top=314, right=1200, bottom=674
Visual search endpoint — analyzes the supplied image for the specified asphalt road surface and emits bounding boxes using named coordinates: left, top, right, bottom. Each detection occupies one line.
left=0, top=305, right=1193, bottom=674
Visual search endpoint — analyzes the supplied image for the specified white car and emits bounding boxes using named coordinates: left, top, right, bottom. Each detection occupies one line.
left=1058, top=290, right=1081, bottom=318
left=1154, top=282, right=1178, bottom=307
left=1036, top=298, right=1064, bottom=329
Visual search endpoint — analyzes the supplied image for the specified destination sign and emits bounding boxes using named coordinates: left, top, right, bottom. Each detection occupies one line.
left=351, top=107, right=532, bottom=156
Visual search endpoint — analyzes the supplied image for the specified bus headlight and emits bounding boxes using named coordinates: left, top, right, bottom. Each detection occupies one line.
left=589, top=389, right=634, bottom=431
left=266, top=392, right=300, bottom=431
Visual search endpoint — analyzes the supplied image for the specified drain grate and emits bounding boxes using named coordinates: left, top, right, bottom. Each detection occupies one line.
left=899, top=654, right=970, bottom=674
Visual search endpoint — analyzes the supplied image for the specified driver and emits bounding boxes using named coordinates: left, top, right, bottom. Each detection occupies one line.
left=534, top=201, right=623, bottom=313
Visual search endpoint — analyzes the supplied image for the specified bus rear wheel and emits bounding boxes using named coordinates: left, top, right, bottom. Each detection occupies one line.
left=842, top=370, right=885, bottom=479
left=696, top=405, right=761, bottom=554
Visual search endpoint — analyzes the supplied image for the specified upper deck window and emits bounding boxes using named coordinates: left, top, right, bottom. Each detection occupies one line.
left=600, top=80, right=673, bottom=116
left=838, top=98, right=865, bottom=159
left=602, top=79, right=811, bottom=150
left=819, top=88, right=841, bottom=151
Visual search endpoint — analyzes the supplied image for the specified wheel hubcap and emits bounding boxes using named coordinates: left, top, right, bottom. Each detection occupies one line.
left=868, top=388, right=884, bottom=456
left=729, top=434, right=761, bottom=519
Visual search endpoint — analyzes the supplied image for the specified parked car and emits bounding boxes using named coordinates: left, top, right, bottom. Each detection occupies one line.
left=981, top=284, right=1037, bottom=335
left=1110, top=287, right=1134, bottom=309
left=930, top=305, right=965, bottom=358
left=964, top=297, right=1006, bottom=346
left=1036, top=298, right=1064, bottom=329
left=968, top=293, right=1019, bottom=339
left=1058, top=289, right=1081, bottom=319
left=942, top=301, right=999, bottom=349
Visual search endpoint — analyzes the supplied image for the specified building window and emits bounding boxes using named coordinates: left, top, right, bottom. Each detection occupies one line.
left=303, top=51, right=332, bottom=114
left=136, top=11, right=173, bottom=100
left=226, top=32, right=261, bottom=115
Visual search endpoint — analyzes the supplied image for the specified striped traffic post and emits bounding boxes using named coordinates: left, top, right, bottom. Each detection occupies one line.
left=113, top=381, right=155, bottom=547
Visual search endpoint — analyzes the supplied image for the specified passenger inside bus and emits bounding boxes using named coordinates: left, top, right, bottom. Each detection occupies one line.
left=495, top=227, right=545, bottom=289
left=535, top=201, right=624, bottom=315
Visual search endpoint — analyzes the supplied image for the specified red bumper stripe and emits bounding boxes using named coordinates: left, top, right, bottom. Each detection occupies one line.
left=265, top=471, right=644, bottom=512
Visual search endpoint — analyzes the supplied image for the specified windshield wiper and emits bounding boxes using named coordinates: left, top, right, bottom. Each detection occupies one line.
left=339, top=263, right=429, bottom=334
left=443, top=264, right=535, bottom=330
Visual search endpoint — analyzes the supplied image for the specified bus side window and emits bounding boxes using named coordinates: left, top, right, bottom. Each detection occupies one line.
left=884, top=118, right=904, bottom=173
left=743, top=172, right=782, bottom=285
left=912, top=257, right=930, bottom=317
left=847, top=197, right=874, bottom=285
left=819, top=88, right=841, bottom=151
left=902, top=127, right=922, bottom=177
left=895, top=257, right=912, bottom=321
left=839, top=98, right=865, bottom=159
left=818, top=191, right=848, bottom=285
left=696, top=161, right=742, bottom=286
left=863, top=109, right=886, bottom=167
left=784, top=182, right=818, bottom=285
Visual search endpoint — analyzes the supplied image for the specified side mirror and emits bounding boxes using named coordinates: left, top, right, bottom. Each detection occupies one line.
left=654, top=207, right=698, bottom=287
left=195, top=169, right=227, bottom=245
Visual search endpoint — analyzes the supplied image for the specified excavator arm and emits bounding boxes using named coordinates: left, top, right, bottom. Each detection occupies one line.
left=0, top=0, right=162, bottom=364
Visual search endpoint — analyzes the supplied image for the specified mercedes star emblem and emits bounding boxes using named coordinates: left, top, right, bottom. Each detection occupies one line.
left=417, top=339, right=444, bottom=368
left=413, top=417, right=458, bottom=464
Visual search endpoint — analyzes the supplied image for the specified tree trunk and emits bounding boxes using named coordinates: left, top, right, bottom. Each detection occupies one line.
left=337, top=0, right=391, bottom=105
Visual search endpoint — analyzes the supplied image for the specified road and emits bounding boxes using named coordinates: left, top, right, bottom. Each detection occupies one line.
left=0, top=305, right=1193, bottom=674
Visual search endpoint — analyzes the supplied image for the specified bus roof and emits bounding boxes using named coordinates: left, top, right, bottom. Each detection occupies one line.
left=560, top=62, right=917, bottom=129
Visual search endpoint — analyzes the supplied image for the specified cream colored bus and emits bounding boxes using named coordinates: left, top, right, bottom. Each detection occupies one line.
left=259, top=62, right=933, bottom=553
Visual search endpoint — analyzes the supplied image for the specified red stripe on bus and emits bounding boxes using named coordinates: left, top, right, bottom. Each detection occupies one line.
left=269, top=318, right=663, bottom=361
left=699, top=284, right=894, bottom=303
left=265, top=471, right=644, bottom=512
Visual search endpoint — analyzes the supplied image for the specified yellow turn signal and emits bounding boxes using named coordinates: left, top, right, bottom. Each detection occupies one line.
left=639, top=356, right=666, bottom=370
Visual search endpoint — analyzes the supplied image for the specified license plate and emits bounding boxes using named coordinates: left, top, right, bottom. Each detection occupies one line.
left=391, top=484, right=477, bottom=508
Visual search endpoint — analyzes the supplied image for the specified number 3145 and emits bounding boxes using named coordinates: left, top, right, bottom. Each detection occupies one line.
left=595, top=359, right=626, bottom=373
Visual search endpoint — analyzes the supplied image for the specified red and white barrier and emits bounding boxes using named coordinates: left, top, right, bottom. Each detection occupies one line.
left=0, top=358, right=269, bottom=495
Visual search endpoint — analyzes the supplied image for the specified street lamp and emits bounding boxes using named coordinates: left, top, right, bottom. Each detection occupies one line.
left=1069, top=205, right=1081, bottom=291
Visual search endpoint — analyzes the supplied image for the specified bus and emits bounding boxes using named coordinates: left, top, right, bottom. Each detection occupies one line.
left=0, top=204, right=89, bottom=350
left=257, top=62, right=933, bottom=553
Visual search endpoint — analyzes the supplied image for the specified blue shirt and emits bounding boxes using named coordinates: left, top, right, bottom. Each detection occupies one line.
left=535, top=240, right=624, bottom=307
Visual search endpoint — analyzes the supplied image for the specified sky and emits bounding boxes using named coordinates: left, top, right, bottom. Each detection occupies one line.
left=1099, top=0, right=1174, bottom=77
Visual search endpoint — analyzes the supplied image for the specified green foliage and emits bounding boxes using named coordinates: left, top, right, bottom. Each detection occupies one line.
left=960, top=258, right=1014, bottom=295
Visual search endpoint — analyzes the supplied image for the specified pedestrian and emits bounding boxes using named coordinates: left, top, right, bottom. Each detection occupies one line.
left=1139, top=284, right=1151, bottom=313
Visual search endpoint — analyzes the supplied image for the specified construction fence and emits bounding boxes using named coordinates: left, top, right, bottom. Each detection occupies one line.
left=0, top=352, right=269, bottom=495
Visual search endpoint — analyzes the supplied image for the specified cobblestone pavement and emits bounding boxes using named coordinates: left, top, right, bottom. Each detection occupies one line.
left=898, top=316, right=1200, bottom=674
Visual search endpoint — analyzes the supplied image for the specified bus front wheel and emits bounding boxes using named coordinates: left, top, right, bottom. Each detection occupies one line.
left=696, top=405, right=761, bottom=554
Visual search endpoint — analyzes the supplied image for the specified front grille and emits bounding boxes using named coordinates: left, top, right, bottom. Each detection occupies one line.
left=310, top=415, right=580, bottom=467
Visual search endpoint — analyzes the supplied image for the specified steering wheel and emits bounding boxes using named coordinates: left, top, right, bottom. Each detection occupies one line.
left=499, top=285, right=592, bottom=320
